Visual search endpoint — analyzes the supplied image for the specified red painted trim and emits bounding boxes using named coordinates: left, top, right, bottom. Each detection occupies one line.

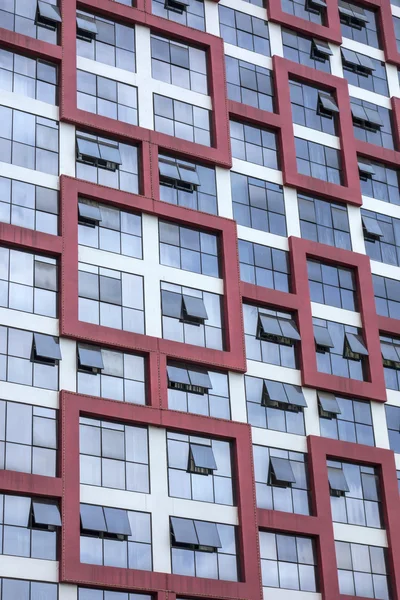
left=0, top=28, right=63, bottom=61
left=0, top=223, right=62, bottom=255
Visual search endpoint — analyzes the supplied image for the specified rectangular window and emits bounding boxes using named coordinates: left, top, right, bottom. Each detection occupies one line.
left=80, top=504, right=152, bottom=570
left=80, top=417, right=149, bottom=493
left=245, top=375, right=306, bottom=435
left=359, top=158, right=400, bottom=204
left=167, top=432, right=233, bottom=505
left=308, top=259, right=357, bottom=311
left=373, top=274, right=400, bottom=319
left=260, top=531, right=317, bottom=591
left=76, top=131, right=138, bottom=193
left=340, top=1, right=380, bottom=49
left=298, top=193, right=351, bottom=250
left=159, top=153, right=217, bottom=215
left=381, top=335, right=400, bottom=390
left=295, top=137, right=342, bottom=184
left=0, top=326, right=60, bottom=390
left=0, top=48, right=58, bottom=104
left=336, top=541, right=389, bottom=598
left=76, top=11, right=135, bottom=71
left=77, top=71, right=138, bottom=125
left=0, top=401, right=57, bottom=477
left=243, top=304, right=300, bottom=368
left=0, top=579, right=57, bottom=599
left=219, top=7, right=270, bottom=55
left=0, top=108, right=58, bottom=175
left=394, top=16, right=400, bottom=52
left=386, top=405, right=400, bottom=452
left=231, top=173, right=286, bottom=235
left=0, top=247, right=58, bottom=318
left=283, top=0, right=326, bottom=25
left=230, top=121, right=278, bottom=169
left=0, top=177, right=58, bottom=236
left=171, top=517, right=238, bottom=580
left=319, top=393, right=374, bottom=446
left=161, top=282, right=223, bottom=350
left=351, top=98, right=393, bottom=150
left=0, top=0, right=60, bottom=45
left=225, top=56, right=274, bottom=112
left=79, top=590, right=151, bottom=600
left=313, top=317, right=367, bottom=380
left=151, top=35, right=207, bottom=94
left=0, top=494, right=60, bottom=560
left=152, top=0, right=205, bottom=31
left=77, top=343, right=146, bottom=404
left=167, top=363, right=230, bottom=419
left=239, top=241, right=290, bottom=293
left=362, top=209, right=400, bottom=267
left=282, top=29, right=332, bottom=73
left=159, top=221, right=219, bottom=277
left=342, top=51, right=388, bottom=96
left=290, top=79, right=338, bottom=135
left=78, top=263, right=144, bottom=334
left=153, top=94, right=211, bottom=147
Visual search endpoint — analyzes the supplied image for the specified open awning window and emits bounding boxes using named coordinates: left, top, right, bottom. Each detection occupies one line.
left=167, top=364, right=212, bottom=394
left=381, top=342, right=400, bottom=369
left=344, top=333, right=369, bottom=360
left=328, top=466, right=350, bottom=497
left=76, top=137, right=122, bottom=171
left=269, top=457, right=296, bottom=488
left=311, top=39, right=332, bottom=59
left=159, top=157, right=200, bottom=190
left=318, top=93, right=339, bottom=117
left=32, top=500, right=61, bottom=530
left=358, top=159, right=375, bottom=180
left=76, top=14, right=98, bottom=41
left=314, top=325, right=335, bottom=353
left=362, top=215, right=383, bottom=241
left=165, top=0, right=190, bottom=14
left=351, top=104, right=383, bottom=131
left=80, top=504, right=131, bottom=539
left=171, top=517, right=222, bottom=551
left=37, top=1, right=62, bottom=29
left=318, top=391, right=341, bottom=419
left=257, top=314, right=300, bottom=346
left=341, top=48, right=374, bottom=75
left=78, top=344, right=104, bottom=373
left=32, top=333, right=62, bottom=365
left=78, top=202, right=102, bottom=227
left=188, top=443, right=217, bottom=475
left=181, top=295, right=208, bottom=325
left=338, top=0, right=369, bottom=27
left=262, top=379, right=307, bottom=411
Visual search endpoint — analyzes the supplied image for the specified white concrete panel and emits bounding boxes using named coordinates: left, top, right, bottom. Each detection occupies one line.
left=370, top=260, right=400, bottom=280
left=395, top=454, right=400, bottom=469
left=263, top=587, right=321, bottom=600
left=169, top=498, right=238, bottom=524
left=204, top=0, right=220, bottom=36
left=232, top=158, right=283, bottom=184
left=229, top=371, right=248, bottom=424
left=59, top=584, right=78, bottom=600
left=387, top=62, right=400, bottom=99
left=251, top=426, right=307, bottom=452
left=80, top=485, right=151, bottom=512
left=269, top=22, right=284, bottom=58
left=392, top=4, right=400, bottom=17
left=347, top=205, right=364, bottom=254
left=59, top=338, right=77, bottom=393
left=77, top=57, right=138, bottom=85
left=0, top=556, right=58, bottom=581
left=151, top=79, right=212, bottom=109
left=216, top=167, right=233, bottom=219
left=0, top=90, right=58, bottom=120
left=303, top=388, right=321, bottom=437
left=79, top=246, right=146, bottom=276
left=330, top=46, right=344, bottom=79
left=224, top=43, right=273, bottom=70
left=347, top=85, right=391, bottom=108
left=0, top=162, right=58, bottom=189
left=362, top=195, right=400, bottom=220
left=341, top=38, right=385, bottom=62
left=237, top=225, right=289, bottom=250
left=59, top=123, right=76, bottom=178
left=371, top=401, right=390, bottom=450
left=310, top=303, right=362, bottom=327
left=246, top=361, right=302, bottom=385
left=293, top=125, right=340, bottom=149
left=0, top=307, right=58, bottom=335
left=333, top=523, right=388, bottom=547
left=385, top=390, right=400, bottom=407
left=0, top=382, right=58, bottom=408
left=285, top=188, right=301, bottom=238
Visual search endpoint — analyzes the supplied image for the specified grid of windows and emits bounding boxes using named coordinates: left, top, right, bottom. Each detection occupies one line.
left=77, top=71, right=138, bottom=125
left=336, top=541, right=389, bottom=599
left=320, top=395, right=374, bottom=446
left=230, top=121, right=278, bottom=169
left=225, top=56, right=274, bottom=112
left=360, top=159, right=400, bottom=204
left=0, top=108, right=58, bottom=175
left=381, top=334, right=400, bottom=391
left=362, top=209, right=400, bottom=267
left=154, top=94, right=211, bottom=147
left=340, top=2, right=380, bottom=49
left=290, top=79, right=337, bottom=135
left=260, top=531, right=317, bottom=592
left=80, top=417, right=149, bottom=493
left=239, top=241, right=290, bottom=293
left=307, top=259, right=357, bottom=311
left=152, top=0, right=205, bottom=31
left=282, top=29, right=331, bottom=73
left=79, top=590, right=151, bottom=600
left=373, top=274, right=400, bottom=319
left=298, top=193, right=351, bottom=250
left=342, top=53, right=388, bottom=96
left=386, top=404, right=400, bottom=453
left=219, top=7, right=270, bottom=56
left=0, top=48, right=57, bottom=104
left=0, top=0, right=60, bottom=44
left=295, top=138, right=342, bottom=184
left=167, top=432, right=233, bottom=505
left=282, top=0, right=326, bottom=25
left=0, top=579, right=58, bottom=599
left=351, top=98, right=394, bottom=150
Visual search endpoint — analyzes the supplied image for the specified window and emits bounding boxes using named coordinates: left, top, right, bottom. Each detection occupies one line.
left=152, top=0, right=205, bottom=31
left=79, top=590, right=151, bottom=600
left=0, top=327, right=60, bottom=390
left=77, top=71, right=138, bottom=125
left=230, top=121, right=278, bottom=169
left=239, top=242, right=290, bottom=292
left=359, top=158, right=400, bottom=204
left=76, top=131, right=138, bottom=193
left=171, top=517, right=238, bottom=580
left=308, top=259, right=357, bottom=311
left=0, top=494, right=60, bottom=560
left=260, top=531, right=317, bottom=591
left=395, top=16, right=400, bottom=52
left=0, top=579, right=57, bottom=599
left=351, top=98, right=393, bottom=150
left=78, top=263, right=144, bottom=333
left=282, top=0, right=326, bottom=25
left=167, top=432, right=233, bottom=505
left=78, top=199, right=142, bottom=258
left=80, top=504, right=152, bottom=570
left=219, top=7, right=270, bottom=55
left=336, top=541, right=389, bottom=598
left=153, top=94, right=211, bottom=147
left=77, top=343, right=146, bottom=404
left=0, top=177, right=58, bottom=236
left=328, top=460, right=382, bottom=527
left=0, top=400, right=57, bottom=476
left=80, top=417, right=149, bottom=493
left=245, top=375, right=306, bottom=435
left=231, top=173, right=286, bottom=235
left=0, top=48, right=57, bottom=104
left=0, top=247, right=57, bottom=317
left=342, top=51, right=388, bottom=96
left=0, top=0, right=60, bottom=44
left=386, top=405, right=400, bottom=453
left=159, top=221, right=219, bottom=277
left=373, top=274, right=400, bottom=319
left=151, top=35, right=207, bottom=94
left=339, top=1, right=380, bottom=49
left=243, top=305, right=300, bottom=368
left=161, top=282, right=223, bottom=350
left=313, top=317, right=367, bottom=380
left=290, top=80, right=338, bottom=135
left=254, top=447, right=310, bottom=515
left=319, top=393, right=374, bottom=446
left=225, top=56, right=274, bottom=112
left=362, top=209, right=400, bottom=267
left=76, top=11, right=135, bottom=71
left=0, top=108, right=58, bottom=175
left=295, top=138, right=341, bottom=184
left=298, top=193, right=351, bottom=250
left=282, top=29, right=331, bottom=73
left=381, top=335, right=400, bottom=390
left=159, top=154, right=217, bottom=215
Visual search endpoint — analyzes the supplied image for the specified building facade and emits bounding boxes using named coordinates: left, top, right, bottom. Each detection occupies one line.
left=0, top=0, right=399, bottom=599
